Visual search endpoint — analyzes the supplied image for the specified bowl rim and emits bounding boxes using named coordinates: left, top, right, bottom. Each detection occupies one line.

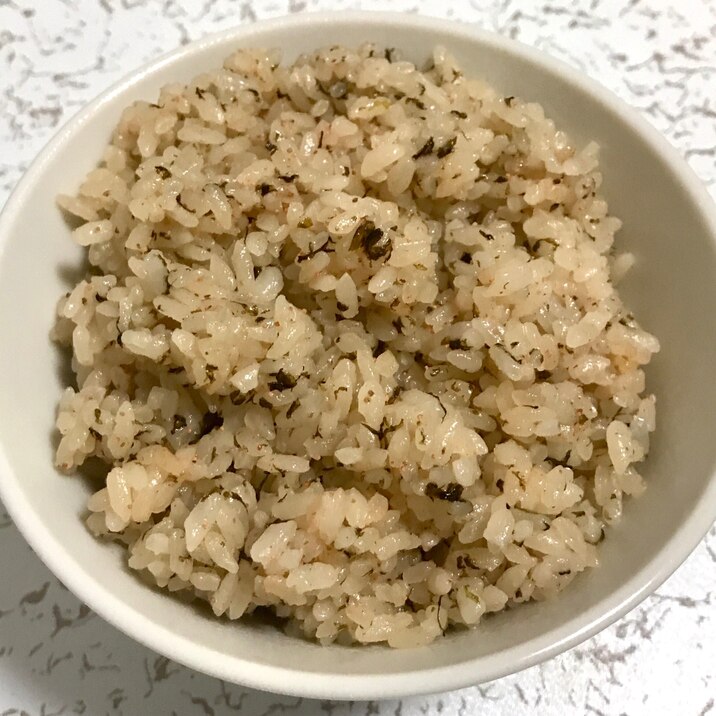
left=1, top=10, right=715, bottom=701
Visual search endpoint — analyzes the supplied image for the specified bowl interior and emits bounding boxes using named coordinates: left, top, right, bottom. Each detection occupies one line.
left=0, top=14, right=715, bottom=699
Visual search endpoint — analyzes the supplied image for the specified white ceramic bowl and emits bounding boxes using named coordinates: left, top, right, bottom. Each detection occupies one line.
left=1, top=11, right=715, bottom=701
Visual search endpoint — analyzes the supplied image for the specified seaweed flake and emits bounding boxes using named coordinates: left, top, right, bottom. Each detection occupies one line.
left=425, top=482, right=464, bottom=502
left=406, top=97, right=426, bottom=110
left=296, top=240, right=330, bottom=263
left=268, top=369, right=297, bottom=391
left=230, top=390, right=253, bottom=405
left=412, top=137, right=434, bottom=160
left=351, top=220, right=391, bottom=261
left=176, top=194, right=191, bottom=211
left=456, top=554, right=479, bottom=570
left=448, top=338, right=468, bottom=350
left=436, top=137, right=457, bottom=158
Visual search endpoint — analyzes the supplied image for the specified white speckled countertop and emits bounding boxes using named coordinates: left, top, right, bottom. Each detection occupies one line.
left=1, top=0, right=715, bottom=713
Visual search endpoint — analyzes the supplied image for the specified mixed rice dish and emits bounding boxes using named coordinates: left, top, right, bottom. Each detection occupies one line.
left=53, top=44, right=659, bottom=647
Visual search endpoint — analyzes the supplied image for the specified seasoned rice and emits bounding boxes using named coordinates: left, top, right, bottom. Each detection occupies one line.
left=53, top=44, right=659, bottom=647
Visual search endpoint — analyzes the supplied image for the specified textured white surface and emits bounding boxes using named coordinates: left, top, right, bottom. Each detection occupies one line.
left=1, top=0, right=715, bottom=713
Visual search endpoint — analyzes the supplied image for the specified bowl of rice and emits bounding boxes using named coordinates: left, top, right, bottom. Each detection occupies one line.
left=0, top=11, right=715, bottom=700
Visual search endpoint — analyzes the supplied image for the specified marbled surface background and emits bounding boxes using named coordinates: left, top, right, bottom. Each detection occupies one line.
left=1, top=0, right=715, bottom=714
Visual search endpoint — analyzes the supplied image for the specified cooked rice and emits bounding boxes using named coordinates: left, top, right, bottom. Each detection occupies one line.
left=53, top=44, right=659, bottom=648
